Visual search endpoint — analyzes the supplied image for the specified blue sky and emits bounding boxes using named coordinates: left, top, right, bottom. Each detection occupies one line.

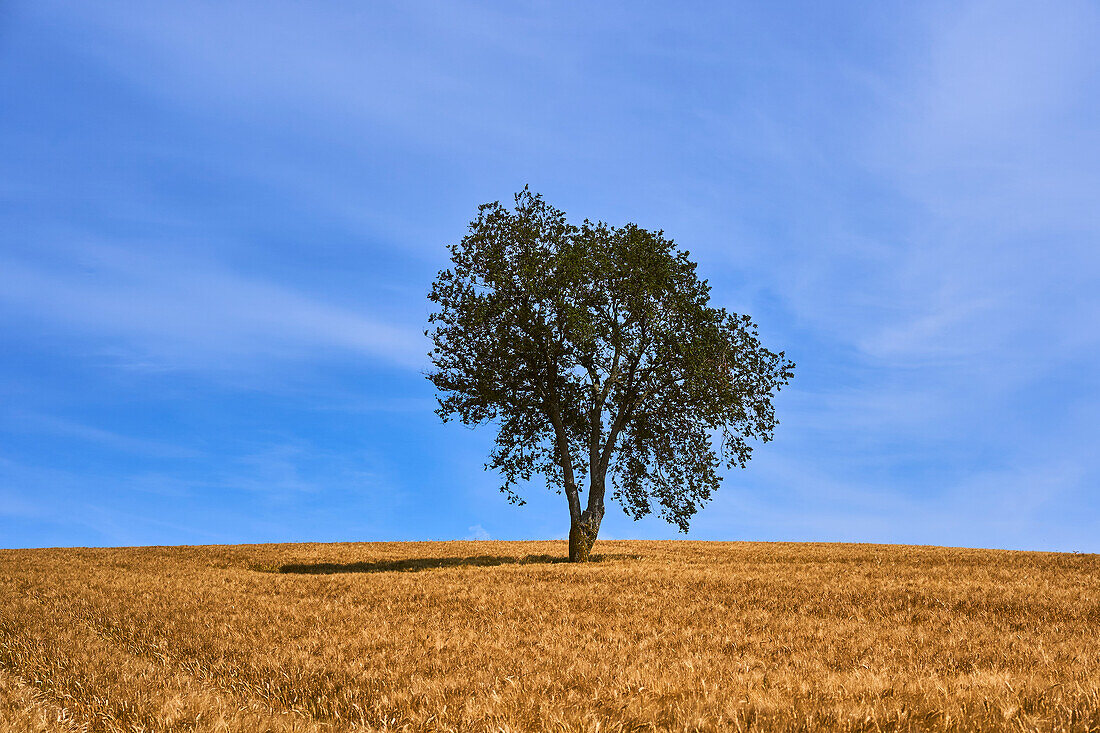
left=2, top=1, right=1098, bottom=550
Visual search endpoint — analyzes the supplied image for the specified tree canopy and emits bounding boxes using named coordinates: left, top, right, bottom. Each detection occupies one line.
left=427, top=189, right=794, bottom=560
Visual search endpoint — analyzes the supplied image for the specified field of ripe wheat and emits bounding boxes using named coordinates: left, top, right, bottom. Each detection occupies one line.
left=2, top=541, right=1099, bottom=732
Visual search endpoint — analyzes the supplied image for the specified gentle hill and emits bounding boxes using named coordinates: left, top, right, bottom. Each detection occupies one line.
left=2, top=541, right=1098, bottom=731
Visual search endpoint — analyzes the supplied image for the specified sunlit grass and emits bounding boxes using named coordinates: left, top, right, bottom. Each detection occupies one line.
left=2, top=540, right=1098, bottom=731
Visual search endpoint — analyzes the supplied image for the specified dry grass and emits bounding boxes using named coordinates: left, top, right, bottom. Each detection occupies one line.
left=2, top=541, right=1099, bottom=732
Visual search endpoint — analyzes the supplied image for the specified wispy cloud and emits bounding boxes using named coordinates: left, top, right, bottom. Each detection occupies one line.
left=2, top=1, right=1098, bottom=549
left=465, top=524, right=491, bottom=541
left=0, top=436, right=406, bottom=547
left=671, top=1, right=1100, bottom=550
left=0, top=241, right=425, bottom=373
left=855, top=1, right=1100, bottom=363
left=17, top=413, right=201, bottom=459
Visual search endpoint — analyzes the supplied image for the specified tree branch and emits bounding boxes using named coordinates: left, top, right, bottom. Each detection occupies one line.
left=546, top=397, right=581, bottom=523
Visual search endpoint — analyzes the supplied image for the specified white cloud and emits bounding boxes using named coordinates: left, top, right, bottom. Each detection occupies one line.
left=0, top=242, right=425, bottom=372
left=466, top=524, right=491, bottom=541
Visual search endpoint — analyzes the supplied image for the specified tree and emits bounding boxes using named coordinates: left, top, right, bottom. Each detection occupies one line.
left=426, top=189, right=794, bottom=562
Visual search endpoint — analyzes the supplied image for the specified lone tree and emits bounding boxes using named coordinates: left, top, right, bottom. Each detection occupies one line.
left=427, top=190, right=794, bottom=562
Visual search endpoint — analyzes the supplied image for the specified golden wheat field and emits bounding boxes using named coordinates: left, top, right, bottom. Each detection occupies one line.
left=2, top=541, right=1099, bottom=732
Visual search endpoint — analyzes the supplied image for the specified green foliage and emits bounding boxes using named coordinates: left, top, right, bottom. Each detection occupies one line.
left=427, top=189, right=794, bottom=531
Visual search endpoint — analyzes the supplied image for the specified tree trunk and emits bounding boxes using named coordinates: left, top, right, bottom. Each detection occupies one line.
left=568, top=507, right=604, bottom=562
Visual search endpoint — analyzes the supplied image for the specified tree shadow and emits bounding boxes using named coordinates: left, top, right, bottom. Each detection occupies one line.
left=275, top=553, right=639, bottom=575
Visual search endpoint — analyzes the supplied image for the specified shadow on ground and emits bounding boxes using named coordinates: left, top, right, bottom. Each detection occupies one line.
left=273, top=553, right=640, bottom=575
